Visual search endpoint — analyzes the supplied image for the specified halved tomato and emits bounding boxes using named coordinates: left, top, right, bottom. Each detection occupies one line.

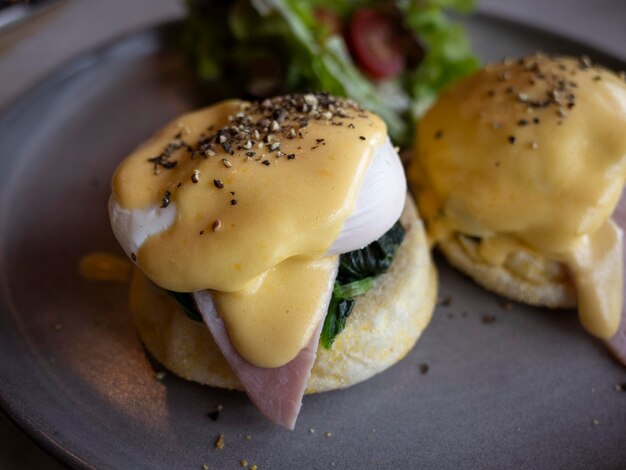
left=347, top=8, right=405, bottom=80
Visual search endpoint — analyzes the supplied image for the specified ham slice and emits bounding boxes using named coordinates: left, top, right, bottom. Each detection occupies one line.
left=606, top=189, right=626, bottom=366
left=193, top=290, right=326, bottom=430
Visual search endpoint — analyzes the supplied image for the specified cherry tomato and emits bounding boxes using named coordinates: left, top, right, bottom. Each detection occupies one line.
left=347, top=8, right=405, bottom=80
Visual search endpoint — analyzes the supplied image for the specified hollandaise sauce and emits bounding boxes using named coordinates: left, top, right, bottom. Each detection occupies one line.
left=413, top=55, right=626, bottom=338
left=112, top=94, right=387, bottom=366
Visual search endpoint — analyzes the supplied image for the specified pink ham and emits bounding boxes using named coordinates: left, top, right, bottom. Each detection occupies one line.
left=607, top=189, right=626, bottom=366
left=193, top=290, right=327, bottom=430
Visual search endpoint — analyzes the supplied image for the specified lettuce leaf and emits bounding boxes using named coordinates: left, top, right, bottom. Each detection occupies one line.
left=397, top=0, right=479, bottom=120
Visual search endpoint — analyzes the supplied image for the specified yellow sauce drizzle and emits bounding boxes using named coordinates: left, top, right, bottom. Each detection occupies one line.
left=213, top=256, right=338, bottom=368
left=79, top=252, right=132, bottom=283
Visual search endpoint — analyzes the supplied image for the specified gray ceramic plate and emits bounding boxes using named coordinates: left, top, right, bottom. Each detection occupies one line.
left=1, top=14, right=625, bottom=470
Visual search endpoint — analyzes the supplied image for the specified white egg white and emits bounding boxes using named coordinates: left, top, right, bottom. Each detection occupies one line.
left=109, top=138, right=406, bottom=263
left=328, top=138, right=406, bottom=254
left=108, top=197, right=176, bottom=260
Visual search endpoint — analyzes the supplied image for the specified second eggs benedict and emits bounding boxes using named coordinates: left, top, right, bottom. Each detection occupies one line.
left=410, top=54, right=626, bottom=364
left=110, top=93, right=437, bottom=428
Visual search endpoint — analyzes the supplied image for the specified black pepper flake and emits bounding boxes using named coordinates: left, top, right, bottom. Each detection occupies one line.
left=482, top=314, right=496, bottom=324
left=213, top=179, right=224, bottom=189
left=508, top=136, right=517, bottom=145
left=147, top=135, right=189, bottom=173
left=230, top=191, right=235, bottom=196
left=419, top=364, right=429, bottom=375
left=359, top=136, right=366, bottom=141
left=517, top=119, right=529, bottom=127
left=262, top=160, right=270, bottom=166
left=580, top=55, right=593, bottom=69
left=174, top=93, right=364, bottom=171
left=199, top=230, right=205, bottom=235
left=498, top=71, right=511, bottom=81
left=434, top=130, right=443, bottom=140
left=272, top=108, right=286, bottom=122
left=177, top=182, right=182, bottom=188
left=287, top=153, right=296, bottom=160
left=348, top=123, right=355, bottom=129
left=147, top=155, right=178, bottom=172
left=161, top=190, right=171, bottom=208
left=208, top=410, right=221, bottom=422
left=547, top=89, right=560, bottom=101
left=533, top=117, right=540, bottom=124
left=131, top=252, right=137, bottom=262
left=230, top=199, right=237, bottom=205
left=191, top=170, right=200, bottom=184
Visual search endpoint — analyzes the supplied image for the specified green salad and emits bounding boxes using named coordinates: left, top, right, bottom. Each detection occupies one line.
left=181, top=0, right=478, bottom=148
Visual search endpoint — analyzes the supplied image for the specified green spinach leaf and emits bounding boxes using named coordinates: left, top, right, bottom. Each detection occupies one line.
left=337, top=221, right=405, bottom=283
left=321, top=220, right=405, bottom=349
left=333, top=278, right=374, bottom=299
left=320, top=296, right=355, bottom=349
left=168, top=291, right=203, bottom=322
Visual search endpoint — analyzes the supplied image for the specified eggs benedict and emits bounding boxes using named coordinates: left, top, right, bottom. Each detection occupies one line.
left=110, top=93, right=437, bottom=429
left=409, top=54, right=626, bottom=364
